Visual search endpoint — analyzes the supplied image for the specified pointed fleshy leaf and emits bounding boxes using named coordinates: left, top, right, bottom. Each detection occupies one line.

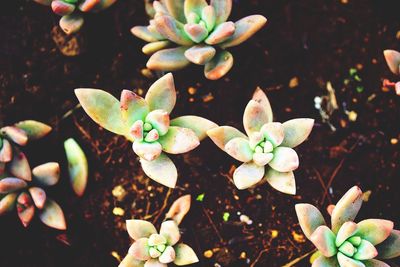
left=162, top=0, right=186, bottom=22
left=233, top=162, right=265, bottom=190
left=78, top=0, right=101, bottom=12
left=0, top=193, right=17, bottom=215
left=170, top=116, right=217, bottom=141
left=148, top=234, right=167, bottom=246
left=154, top=15, right=193, bottom=45
left=184, top=0, right=207, bottom=18
left=220, top=15, right=267, bottom=48
left=252, top=152, right=273, bottom=167
left=338, top=241, right=356, bottom=257
left=131, top=26, right=162, bottom=42
left=165, top=194, right=191, bottom=225
left=352, top=239, right=378, bottom=260
left=0, top=178, right=27, bottom=194
left=59, top=13, right=84, bottom=35
left=1, top=126, right=28, bottom=146
left=356, top=219, right=394, bottom=246
left=119, top=254, right=145, bottom=267
left=144, top=129, right=160, bottom=142
left=295, top=203, right=326, bottom=239
left=17, top=192, right=35, bottom=228
left=249, top=132, right=264, bottom=150
left=75, top=89, right=128, bottom=136
left=376, top=230, right=400, bottom=259
left=207, top=126, right=247, bottom=151
left=153, top=1, right=168, bottom=15
left=210, top=0, right=232, bottom=24
left=173, top=243, right=199, bottom=266
left=331, top=186, right=363, bottom=233
left=224, top=137, right=253, bottom=162
left=29, top=187, right=46, bottom=209
left=312, top=255, right=340, bottom=267
left=204, top=50, right=234, bottom=80
left=145, top=110, right=170, bottom=136
left=205, top=21, right=235, bottom=45
left=201, top=5, right=216, bottom=31
left=15, top=120, right=52, bottom=141
left=140, top=153, right=177, bottom=188
left=309, top=226, right=337, bottom=257
left=128, top=238, right=150, bottom=261
left=145, top=73, right=176, bottom=114
left=51, top=1, right=75, bottom=16
left=159, top=126, right=200, bottom=154
left=363, top=259, right=390, bottom=267
left=89, top=0, right=117, bottom=12
left=133, top=141, right=162, bottom=161
left=281, top=118, right=315, bottom=148
left=260, top=122, right=285, bottom=147
left=9, top=151, right=31, bottom=181
left=383, top=49, right=400, bottom=75
left=159, top=246, right=176, bottom=264
left=252, top=87, right=273, bottom=123
left=264, top=169, right=296, bottom=195
left=120, top=90, right=149, bottom=127
left=337, top=252, right=365, bottom=267
left=143, top=41, right=171, bottom=55
left=268, top=147, right=299, bottom=172
left=160, top=220, right=181, bottom=246
left=184, top=45, right=216, bottom=65
left=32, top=162, right=60, bottom=186
left=130, top=120, right=144, bottom=141
left=335, top=221, right=358, bottom=247
left=64, top=138, right=88, bottom=197
left=144, top=259, right=167, bottom=267
left=126, top=220, right=157, bottom=241
left=184, top=23, right=208, bottom=43
left=39, top=199, right=67, bottom=230
left=147, top=46, right=191, bottom=71
left=0, top=139, right=12, bottom=162
left=243, top=100, right=269, bottom=136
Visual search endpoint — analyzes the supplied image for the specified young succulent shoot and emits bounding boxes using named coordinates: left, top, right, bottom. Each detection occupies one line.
left=131, top=0, right=267, bottom=80
left=383, top=49, right=400, bottom=95
left=75, top=73, right=217, bottom=188
left=64, top=138, right=88, bottom=197
left=295, top=186, right=400, bottom=267
left=207, top=88, right=314, bottom=194
left=33, top=0, right=117, bottom=34
left=119, top=195, right=198, bottom=267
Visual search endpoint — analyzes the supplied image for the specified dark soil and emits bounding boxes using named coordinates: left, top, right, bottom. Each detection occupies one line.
left=1, top=0, right=400, bottom=266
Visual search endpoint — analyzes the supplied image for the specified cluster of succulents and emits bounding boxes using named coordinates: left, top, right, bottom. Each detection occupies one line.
left=33, top=0, right=117, bottom=34
left=295, top=186, right=400, bottom=267
left=119, top=195, right=198, bottom=267
left=131, top=0, right=267, bottom=80
left=75, top=73, right=217, bottom=188
left=0, top=120, right=66, bottom=229
left=207, top=88, right=314, bottom=194
left=383, top=49, right=400, bottom=95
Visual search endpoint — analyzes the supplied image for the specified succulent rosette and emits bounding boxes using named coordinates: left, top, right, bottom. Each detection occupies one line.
left=207, top=88, right=314, bottom=194
left=131, top=0, right=267, bottom=80
left=0, top=121, right=66, bottom=230
left=295, top=186, right=400, bottom=267
left=383, top=49, right=400, bottom=95
left=33, top=0, right=117, bottom=34
left=75, top=73, right=217, bottom=188
left=119, top=219, right=199, bottom=267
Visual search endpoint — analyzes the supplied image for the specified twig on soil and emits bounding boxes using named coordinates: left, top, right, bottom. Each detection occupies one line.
left=313, top=167, right=332, bottom=205
left=61, top=103, right=81, bottom=120
left=250, top=247, right=270, bottom=267
left=202, top=207, right=224, bottom=243
left=281, top=249, right=317, bottom=267
left=152, top=188, right=172, bottom=224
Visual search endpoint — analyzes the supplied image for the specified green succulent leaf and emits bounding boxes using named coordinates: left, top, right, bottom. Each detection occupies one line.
left=281, top=118, right=315, bottom=148
left=126, top=219, right=157, bottom=241
left=268, top=147, right=299, bottom=173
left=353, top=239, right=378, bottom=261
left=224, top=137, right=253, bottom=162
left=64, top=138, right=88, bottom=197
left=159, top=126, right=200, bottom=154
left=312, top=255, right=340, bottom=267
left=295, top=203, right=326, bottom=239
left=1, top=126, right=28, bottom=146
left=264, top=169, right=296, bottom=195
left=173, top=243, right=199, bottom=266
left=140, top=153, right=178, bottom=188
left=128, top=238, right=150, bottom=261
left=145, top=73, right=176, bottom=114
left=184, top=23, right=209, bottom=43
left=337, top=252, right=365, bottom=267
left=32, top=162, right=60, bottom=186
left=15, top=120, right=52, bottom=141
left=17, top=192, right=35, bottom=227
left=356, top=219, right=394, bottom=246
left=170, top=116, right=217, bottom=141
left=160, top=220, right=181, bottom=246
left=201, top=5, right=216, bottom=31
left=120, top=90, right=149, bottom=128
left=252, top=87, right=273, bottom=123
left=363, top=259, right=390, bottom=267
left=335, top=221, right=358, bottom=247
left=9, top=151, right=32, bottom=181
left=154, top=15, right=193, bottom=45
left=0, top=139, right=12, bottom=162
left=204, top=50, right=234, bottom=80
left=210, top=0, right=232, bottom=25
left=131, top=26, right=163, bottom=43
left=243, top=100, right=269, bottom=136
left=184, top=45, right=216, bottom=65
left=0, top=178, right=27, bottom=194
left=376, top=230, right=400, bottom=259
left=184, top=0, right=207, bottom=19
left=383, top=49, right=400, bottom=75
left=147, top=47, right=191, bottom=71
left=205, top=21, right=235, bottom=45
left=142, top=40, right=171, bottom=55
left=39, top=198, right=67, bottom=230
left=75, top=88, right=129, bottom=136
left=29, top=187, right=46, bottom=209
left=162, top=0, right=186, bottom=23
left=233, top=161, right=265, bottom=190
left=310, top=225, right=337, bottom=257
left=118, top=253, right=144, bottom=267
left=207, top=126, right=247, bottom=152
left=59, top=13, right=84, bottom=35
left=0, top=193, right=17, bottom=215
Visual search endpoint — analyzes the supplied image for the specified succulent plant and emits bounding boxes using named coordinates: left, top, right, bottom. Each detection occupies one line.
left=75, top=73, right=217, bottom=188
left=383, top=49, right=400, bottom=95
left=119, top=195, right=198, bottom=267
left=64, top=138, right=88, bottom=197
left=0, top=121, right=66, bottom=230
left=207, top=88, right=314, bottom=194
left=131, top=0, right=267, bottom=80
left=33, top=0, right=117, bottom=34
left=295, top=186, right=400, bottom=267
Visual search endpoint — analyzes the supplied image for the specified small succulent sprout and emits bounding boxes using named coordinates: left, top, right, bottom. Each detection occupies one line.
left=33, top=0, right=118, bottom=34
left=383, top=49, right=400, bottom=95
left=131, top=0, right=267, bottom=80
left=295, top=186, right=400, bottom=267
left=207, top=88, right=314, bottom=194
left=0, top=157, right=66, bottom=230
left=64, top=138, right=88, bottom=197
left=75, top=73, right=217, bottom=188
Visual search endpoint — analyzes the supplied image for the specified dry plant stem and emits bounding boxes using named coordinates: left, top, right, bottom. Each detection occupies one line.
left=152, top=188, right=172, bottom=224
left=281, top=249, right=317, bottom=267
left=312, top=167, right=332, bottom=205
left=202, top=207, right=224, bottom=243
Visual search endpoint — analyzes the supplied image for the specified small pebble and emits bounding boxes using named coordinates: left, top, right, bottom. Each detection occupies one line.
left=240, top=214, right=253, bottom=225
left=271, top=230, right=279, bottom=238
left=347, top=111, right=358, bottom=122
left=239, top=252, right=247, bottom=259
left=289, top=77, right=299, bottom=88
left=113, top=207, right=125, bottom=216
left=204, top=250, right=213, bottom=258
left=188, top=87, right=197, bottom=95
left=111, top=251, right=121, bottom=261
left=112, top=185, right=127, bottom=201
left=391, top=138, right=398, bottom=145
